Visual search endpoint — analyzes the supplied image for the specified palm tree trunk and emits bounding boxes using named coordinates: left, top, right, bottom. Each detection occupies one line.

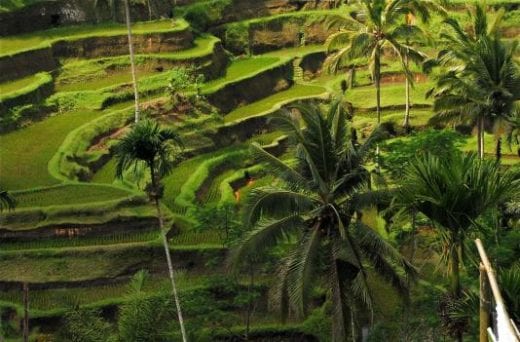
left=375, top=46, right=382, bottom=125
left=124, top=0, right=140, bottom=123
left=374, top=45, right=382, bottom=173
left=22, top=283, right=29, bottom=342
left=150, top=169, right=187, bottom=342
left=495, top=137, right=501, bottom=162
left=403, top=52, right=411, bottom=131
left=450, top=246, right=461, bottom=297
left=477, top=116, right=484, bottom=159
left=147, top=0, right=152, bottom=21
left=451, top=242, right=463, bottom=342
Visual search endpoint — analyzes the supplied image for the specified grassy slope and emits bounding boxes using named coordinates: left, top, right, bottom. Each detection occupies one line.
left=12, top=184, right=133, bottom=208
left=345, top=82, right=433, bottom=109
left=0, top=73, right=41, bottom=95
left=56, top=35, right=219, bottom=92
left=0, top=19, right=189, bottom=56
left=224, top=84, right=327, bottom=122
left=201, top=56, right=281, bottom=93
left=0, top=110, right=105, bottom=190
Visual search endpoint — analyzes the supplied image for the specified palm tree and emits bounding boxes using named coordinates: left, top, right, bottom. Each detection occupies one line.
left=113, top=119, right=186, bottom=341
left=396, top=152, right=520, bottom=340
left=325, top=0, right=437, bottom=125
left=0, top=187, right=16, bottom=212
left=229, top=102, right=416, bottom=341
left=426, top=4, right=520, bottom=159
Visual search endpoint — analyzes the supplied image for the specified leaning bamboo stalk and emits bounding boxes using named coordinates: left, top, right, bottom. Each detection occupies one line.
left=479, top=263, right=490, bottom=342
left=475, top=239, right=519, bottom=341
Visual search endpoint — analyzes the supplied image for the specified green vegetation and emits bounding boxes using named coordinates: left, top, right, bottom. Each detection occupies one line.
left=202, top=56, right=282, bottom=93
left=0, top=1, right=519, bottom=340
left=0, top=19, right=189, bottom=56
left=225, top=84, right=327, bottom=122
left=0, top=73, right=43, bottom=95
left=12, top=183, right=134, bottom=208
left=0, top=110, right=105, bottom=189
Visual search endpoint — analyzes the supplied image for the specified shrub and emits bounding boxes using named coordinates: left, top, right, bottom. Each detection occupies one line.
left=56, top=307, right=112, bottom=342
left=182, top=0, right=231, bottom=31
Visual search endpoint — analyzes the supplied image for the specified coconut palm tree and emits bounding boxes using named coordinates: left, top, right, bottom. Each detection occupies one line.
left=229, top=102, right=416, bottom=341
left=113, top=119, right=186, bottom=341
left=426, top=4, right=520, bottom=159
left=325, top=0, right=439, bottom=125
left=396, top=152, right=520, bottom=340
left=0, top=187, right=15, bottom=212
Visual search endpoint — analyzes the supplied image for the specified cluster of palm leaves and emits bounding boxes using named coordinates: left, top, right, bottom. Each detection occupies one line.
left=426, top=3, right=520, bottom=159
left=228, top=102, right=417, bottom=340
left=325, top=0, right=445, bottom=128
left=226, top=101, right=519, bottom=341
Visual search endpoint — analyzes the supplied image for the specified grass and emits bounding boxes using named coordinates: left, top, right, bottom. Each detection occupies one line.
left=143, top=34, right=220, bottom=60
left=12, top=183, right=133, bottom=208
left=201, top=56, right=281, bottom=93
left=224, top=84, right=327, bottom=122
left=0, top=230, right=159, bottom=251
left=174, top=149, right=248, bottom=213
left=352, top=108, right=433, bottom=131
left=56, top=35, right=220, bottom=92
left=0, top=242, right=223, bottom=284
left=0, top=247, right=152, bottom=283
left=263, top=44, right=326, bottom=58
left=0, top=73, right=42, bottom=95
left=0, top=19, right=189, bottom=56
left=0, top=272, right=209, bottom=311
left=91, top=158, right=117, bottom=184
left=0, top=110, right=105, bottom=190
left=345, top=82, right=433, bottom=110
left=0, top=72, right=52, bottom=105
left=56, top=68, right=157, bottom=92
left=0, top=0, right=43, bottom=12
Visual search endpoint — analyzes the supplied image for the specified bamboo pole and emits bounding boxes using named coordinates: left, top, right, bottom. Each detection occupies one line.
left=475, top=239, right=519, bottom=341
left=479, top=263, right=490, bottom=342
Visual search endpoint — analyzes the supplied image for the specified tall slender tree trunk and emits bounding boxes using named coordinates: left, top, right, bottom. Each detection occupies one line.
left=150, top=169, right=187, bottom=342
left=374, top=44, right=382, bottom=173
left=477, top=116, right=485, bottom=159
left=450, top=240, right=463, bottom=342
left=403, top=52, right=411, bottom=131
left=495, top=137, right=501, bottom=162
left=147, top=0, right=152, bottom=21
left=22, top=283, right=29, bottom=342
left=374, top=46, right=381, bottom=125
left=124, top=0, right=140, bottom=123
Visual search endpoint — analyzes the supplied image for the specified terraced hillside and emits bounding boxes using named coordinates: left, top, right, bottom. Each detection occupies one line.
left=0, top=0, right=519, bottom=340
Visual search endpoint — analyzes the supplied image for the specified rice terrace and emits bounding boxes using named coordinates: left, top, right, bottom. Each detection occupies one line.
left=0, top=0, right=519, bottom=341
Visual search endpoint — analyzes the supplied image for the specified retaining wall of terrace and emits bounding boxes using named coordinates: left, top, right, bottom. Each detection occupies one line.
left=52, top=29, right=194, bottom=58
left=0, top=0, right=175, bottom=36
left=0, top=48, right=57, bottom=83
left=0, top=217, right=158, bottom=241
left=206, top=59, right=293, bottom=113
left=0, top=73, right=54, bottom=115
left=0, top=27, right=193, bottom=82
left=300, top=51, right=326, bottom=76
